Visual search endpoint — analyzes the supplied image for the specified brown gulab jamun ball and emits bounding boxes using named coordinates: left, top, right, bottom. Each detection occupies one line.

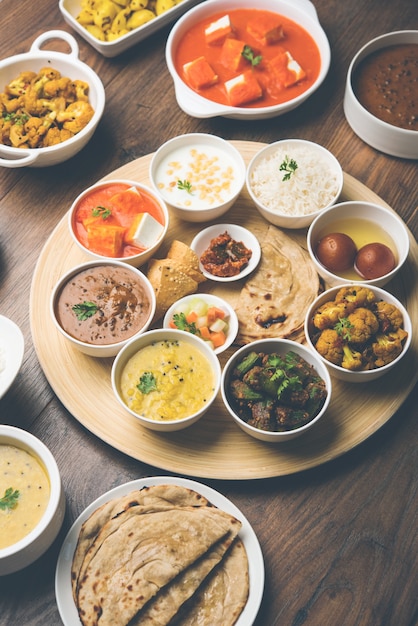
left=355, top=242, right=396, bottom=279
left=315, top=232, right=357, bottom=272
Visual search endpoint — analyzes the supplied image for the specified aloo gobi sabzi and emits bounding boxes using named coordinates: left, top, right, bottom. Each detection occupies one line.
left=0, top=67, right=95, bottom=149
left=227, top=350, right=328, bottom=432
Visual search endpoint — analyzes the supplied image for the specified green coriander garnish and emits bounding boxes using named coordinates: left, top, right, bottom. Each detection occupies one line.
left=72, top=301, right=99, bottom=321
left=242, top=45, right=262, bottom=66
left=334, top=317, right=354, bottom=341
left=137, top=372, right=157, bottom=394
left=92, top=205, right=112, bottom=219
left=0, top=487, right=20, bottom=511
left=177, top=179, right=193, bottom=194
left=172, top=312, right=199, bottom=335
left=279, top=156, right=298, bottom=181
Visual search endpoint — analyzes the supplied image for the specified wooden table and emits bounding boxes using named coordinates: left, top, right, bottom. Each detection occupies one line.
left=1, top=1, right=417, bottom=624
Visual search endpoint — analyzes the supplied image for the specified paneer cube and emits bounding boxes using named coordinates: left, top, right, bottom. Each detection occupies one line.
left=263, top=50, right=306, bottom=95
left=283, top=51, right=306, bottom=86
left=110, top=187, right=144, bottom=216
left=183, top=56, right=218, bottom=89
left=125, top=212, right=164, bottom=249
left=220, top=38, right=247, bottom=72
left=204, top=14, right=234, bottom=45
left=86, top=223, right=125, bottom=257
left=247, top=15, right=284, bottom=45
left=224, top=71, right=263, bottom=106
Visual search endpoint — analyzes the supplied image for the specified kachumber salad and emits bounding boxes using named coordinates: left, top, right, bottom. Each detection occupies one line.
left=174, top=8, right=321, bottom=107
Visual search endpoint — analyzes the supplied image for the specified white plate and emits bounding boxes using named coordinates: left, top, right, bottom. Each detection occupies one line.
left=55, top=475, right=264, bottom=625
left=190, top=223, right=261, bottom=282
left=0, top=315, right=24, bottom=400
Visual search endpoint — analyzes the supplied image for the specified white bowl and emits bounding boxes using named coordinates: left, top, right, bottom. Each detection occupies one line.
left=163, top=293, right=239, bottom=354
left=50, top=260, right=156, bottom=358
left=190, top=223, right=261, bottom=282
left=221, top=338, right=332, bottom=442
left=246, top=139, right=343, bottom=229
left=307, top=201, right=410, bottom=288
left=0, top=30, right=105, bottom=168
left=59, top=0, right=202, bottom=58
left=0, top=316, right=24, bottom=400
left=304, top=283, right=412, bottom=382
left=111, top=328, right=222, bottom=431
left=0, top=425, right=65, bottom=575
left=165, top=0, right=331, bottom=119
left=149, top=133, right=246, bottom=223
left=343, top=30, right=418, bottom=159
left=68, top=179, right=169, bottom=267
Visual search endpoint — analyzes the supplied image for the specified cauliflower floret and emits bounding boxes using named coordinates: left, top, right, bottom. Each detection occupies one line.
left=56, top=101, right=94, bottom=133
left=341, top=344, right=363, bottom=370
left=312, top=300, right=352, bottom=331
left=345, top=307, right=379, bottom=344
left=43, top=127, right=75, bottom=146
left=315, top=328, right=343, bottom=366
left=335, top=286, right=376, bottom=308
left=4, top=71, right=36, bottom=96
left=374, top=300, right=404, bottom=333
left=372, top=328, right=408, bottom=367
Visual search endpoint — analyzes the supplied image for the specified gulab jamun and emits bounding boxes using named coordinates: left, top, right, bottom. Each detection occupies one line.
left=355, top=243, right=396, bottom=279
left=315, top=233, right=357, bottom=272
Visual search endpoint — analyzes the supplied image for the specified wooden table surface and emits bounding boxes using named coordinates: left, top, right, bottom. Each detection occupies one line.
left=1, top=1, right=417, bottom=624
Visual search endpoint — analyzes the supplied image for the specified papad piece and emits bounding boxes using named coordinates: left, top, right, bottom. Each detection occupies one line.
left=147, top=259, right=199, bottom=319
left=236, top=225, right=320, bottom=344
left=76, top=505, right=240, bottom=626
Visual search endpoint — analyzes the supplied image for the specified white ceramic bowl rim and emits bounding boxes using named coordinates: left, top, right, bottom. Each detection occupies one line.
left=150, top=133, right=246, bottom=212
left=307, top=200, right=410, bottom=284
left=50, top=259, right=157, bottom=351
left=247, top=138, right=344, bottom=216
left=0, top=425, right=61, bottom=558
left=346, top=30, right=418, bottom=136
left=0, top=30, right=105, bottom=167
left=221, top=337, right=332, bottom=436
left=68, top=178, right=169, bottom=262
left=166, top=0, right=331, bottom=118
left=112, top=328, right=222, bottom=424
left=304, top=283, right=413, bottom=376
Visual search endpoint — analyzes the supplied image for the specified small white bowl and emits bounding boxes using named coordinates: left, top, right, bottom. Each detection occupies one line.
left=221, top=338, right=331, bottom=442
left=111, top=328, right=222, bottom=431
left=190, top=223, right=261, bottom=282
left=0, top=316, right=24, bottom=400
left=68, top=179, right=169, bottom=267
left=163, top=293, right=239, bottom=354
left=50, top=260, right=156, bottom=358
left=307, top=201, right=410, bottom=288
left=344, top=30, right=418, bottom=159
left=166, top=0, right=331, bottom=120
left=246, top=139, right=343, bottom=229
left=149, top=133, right=246, bottom=223
left=304, top=283, right=412, bottom=382
left=0, top=425, right=65, bottom=575
left=0, top=30, right=105, bottom=168
left=59, top=0, right=202, bottom=58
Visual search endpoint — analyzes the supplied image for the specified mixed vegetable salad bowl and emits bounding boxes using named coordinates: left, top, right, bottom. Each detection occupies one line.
left=304, top=283, right=412, bottom=382
left=221, top=338, right=332, bottom=442
left=0, top=30, right=105, bottom=168
left=163, top=293, right=239, bottom=354
left=165, top=0, right=331, bottom=119
left=111, top=328, right=222, bottom=432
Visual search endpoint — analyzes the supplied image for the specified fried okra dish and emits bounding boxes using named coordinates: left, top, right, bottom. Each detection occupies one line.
left=0, top=67, right=95, bottom=149
left=226, top=349, right=328, bottom=432
left=309, top=286, right=409, bottom=371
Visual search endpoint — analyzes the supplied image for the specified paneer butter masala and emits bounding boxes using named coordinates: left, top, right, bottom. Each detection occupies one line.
left=175, top=8, right=321, bottom=108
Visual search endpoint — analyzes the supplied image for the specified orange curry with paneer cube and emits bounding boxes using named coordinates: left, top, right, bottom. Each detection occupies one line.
left=175, top=8, right=321, bottom=108
left=72, top=182, right=166, bottom=258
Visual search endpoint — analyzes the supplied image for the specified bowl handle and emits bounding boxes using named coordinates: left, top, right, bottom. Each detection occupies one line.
left=0, top=149, right=38, bottom=168
left=29, top=29, right=80, bottom=59
left=291, top=0, right=319, bottom=21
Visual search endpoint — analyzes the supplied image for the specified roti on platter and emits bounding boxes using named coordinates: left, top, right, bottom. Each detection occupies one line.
left=71, top=483, right=249, bottom=626
left=236, top=224, right=321, bottom=344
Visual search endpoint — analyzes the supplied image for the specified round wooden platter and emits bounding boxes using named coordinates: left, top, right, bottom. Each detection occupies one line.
left=30, top=141, right=418, bottom=480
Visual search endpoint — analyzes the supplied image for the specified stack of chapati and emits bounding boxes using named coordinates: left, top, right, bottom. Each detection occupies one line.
left=71, top=483, right=249, bottom=626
